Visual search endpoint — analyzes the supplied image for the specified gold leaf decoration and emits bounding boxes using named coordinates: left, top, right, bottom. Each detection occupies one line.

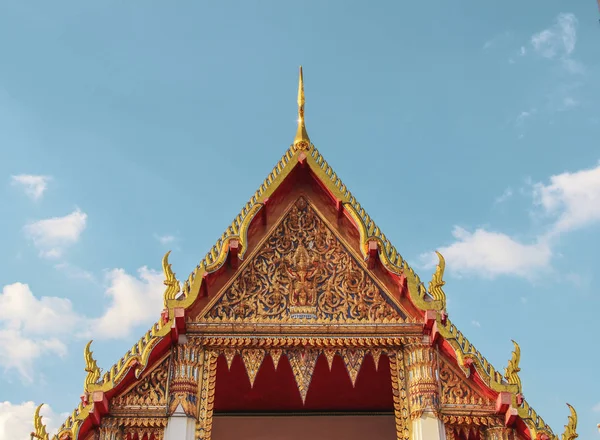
left=503, top=340, right=522, bottom=393
left=428, top=251, right=447, bottom=310
left=287, top=350, right=319, bottom=403
left=341, top=349, right=366, bottom=386
left=323, top=349, right=336, bottom=371
left=207, top=197, right=405, bottom=323
left=31, top=404, right=49, bottom=440
left=270, top=349, right=283, bottom=370
left=83, top=341, right=101, bottom=392
left=162, top=251, right=181, bottom=307
left=562, top=403, right=578, bottom=440
left=223, top=349, right=237, bottom=370
left=241, top=349, right=266, bottom=387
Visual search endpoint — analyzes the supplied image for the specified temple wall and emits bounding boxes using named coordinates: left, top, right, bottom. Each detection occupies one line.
left=212, top=415, right=397, bottom=440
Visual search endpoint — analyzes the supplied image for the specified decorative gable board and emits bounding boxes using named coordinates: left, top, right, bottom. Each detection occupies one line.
left=201, top=196, right=407, bottom=323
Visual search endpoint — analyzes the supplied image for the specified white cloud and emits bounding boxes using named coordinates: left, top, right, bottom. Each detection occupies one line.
left=531, top=13, right=577, bottom=59
left=90, top=267, right=164, bottom=339
left=593, top=402, right=600, bottom=413
left=533, top=162, right=600, bottom=236
left=420, top=226, right=552, bottom=280
left=54, top=262, right=95, bottom=282
left=0, top=283, right=78, bottom=381
left=530, top=13, right=583, bottom=75
left=0, top=266, right=165, bottom=381
left=471, top=320, right=481, bottom=328
left=154, top=233, right=176, bottom=245
left=494, top=188, right=513, bottom=205
left=422, top=162, right=600, bottom=280
left=23, top=209, right=87, bottom=259
left=10, top=175, right=51, bottom=201
left=0, top=401, right=66, bottom=440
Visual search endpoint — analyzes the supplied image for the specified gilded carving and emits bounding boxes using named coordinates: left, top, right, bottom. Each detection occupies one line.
left=168, top=345, right=201, bottom=417
left=404, top=345, right=440, bottom=419
left=341, top=349, right=366, bottom=386
left=241, top=349, right=266, bottom=386
left=196, top=350, right=218, bottom=440
left=111, top=357, right=169, bottom=409
left=562, top=403, right=578, bottom=440
left=371, top=348, right=383, bottom=371
left=323, top=348, right=336, bottom=370
left=287, top=349, right=320, bottom=403
left=223, top=348, right=237, bottom=370
left=270, top=348, right=283, bottom=369
left=84, top=341, right=101, bottom=393
left=484, top=426, right=516, bottom=440
left=32, top=404, right=49, bottom=440
left=389, top=351, right=410, bottom=440
left=439, top=356, right=493, bottom=406
left=206, top=197, right=405, bottom=323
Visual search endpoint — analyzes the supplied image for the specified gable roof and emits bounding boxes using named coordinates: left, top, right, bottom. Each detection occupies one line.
left=43, top=68, right=568, bottom=440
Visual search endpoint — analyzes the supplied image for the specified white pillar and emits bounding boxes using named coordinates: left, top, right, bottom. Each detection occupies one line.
left=163, top=403, right=196, bottom=440
left=411, top=410, right=446, bottom=440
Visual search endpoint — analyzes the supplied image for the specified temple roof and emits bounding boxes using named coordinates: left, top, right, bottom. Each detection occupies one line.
left=39, top=67, right=575, bottom=440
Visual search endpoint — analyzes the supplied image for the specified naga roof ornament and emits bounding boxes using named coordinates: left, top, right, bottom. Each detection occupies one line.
left=427, top=250, right=447, bottom=311
left=83, top=340, right=101, bottom=393
left=504, top=340, right=522, bottom=394
left=293, top=66, right=310, bottom=151
left=562, top=403, right=578, bottom=440
left=31, top=404, right=49, bottom=440
left=162, top=250, right=181, bottom=307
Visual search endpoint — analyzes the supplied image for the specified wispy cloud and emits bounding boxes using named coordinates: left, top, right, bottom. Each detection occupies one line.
left=494, top=188, right=513, bottom=205
left=530, top=13, right=584, bottom=76
left=421, top=161, right=600, bottom=280
left=54, top=262, right=96, bottom=283
left=23, top=209, right=87, bottom=259
left=471, top=320, right=481, bottom=328
left=10, top=174, right=51, bottom=201
left=154, top=233, right=176, bottom=245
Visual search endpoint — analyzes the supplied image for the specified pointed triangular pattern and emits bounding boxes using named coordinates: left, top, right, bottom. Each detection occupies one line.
left=241, top=349, right=266, bottom=387
left=323, top=349, right=336, bottom=371
left=341, top=349, right=366, bottom=387
left=223, top=349, right=237, bottom=371
left=287, top=350, right=319, bottom=403
left=205, top=197, right=406, bottom=323
left=270, top=349, right=283, bottom=370
left=370, top=349, right=383, bottom=372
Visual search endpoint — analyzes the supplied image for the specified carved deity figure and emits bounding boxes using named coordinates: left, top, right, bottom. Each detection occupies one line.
left=286, top=242, right=319, bottom=310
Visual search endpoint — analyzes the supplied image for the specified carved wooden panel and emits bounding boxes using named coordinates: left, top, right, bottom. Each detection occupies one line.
left=204, top=197, right=406, bottom=322
left=439, top=355, right=493, bottom=407
left=110, top=357, right=169, bottom=411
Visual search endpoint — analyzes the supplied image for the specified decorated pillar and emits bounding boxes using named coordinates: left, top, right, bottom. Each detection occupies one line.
left=195, top=349, right=218, bottom=440
left=404, top=343, right=445, bottom=440
left=164, top=336, right=201, bottom=440
left=482, top=427, right=516, bottom=440
left=98, top=419, right=123, bottom=440
left=389, top=350, right=410, bottom=440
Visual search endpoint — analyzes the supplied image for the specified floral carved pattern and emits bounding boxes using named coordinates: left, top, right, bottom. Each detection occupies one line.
left=439, top=356, right=493, bottom=406
left=111, top=357, right=169, bottom=408
left=207, top=197, right=405, bottom=322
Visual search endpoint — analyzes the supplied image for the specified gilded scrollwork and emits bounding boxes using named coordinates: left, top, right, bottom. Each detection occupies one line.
left=206, top=197, right=405, bottom=323
left=389, top=351, right=410, bottom=440
left=439, top=356, right=493, bottom=406
left=111, top=357, right=169, bottom=409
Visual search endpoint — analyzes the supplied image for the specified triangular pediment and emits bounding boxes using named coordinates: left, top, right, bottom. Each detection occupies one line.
left=201, top=196, right=407, bottom=323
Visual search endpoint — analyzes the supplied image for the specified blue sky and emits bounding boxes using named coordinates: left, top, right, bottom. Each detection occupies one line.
left=1, top=1, right=599, bottom=438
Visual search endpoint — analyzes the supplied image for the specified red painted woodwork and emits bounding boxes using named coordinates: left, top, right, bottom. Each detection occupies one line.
left=214, top=353, right=393, bottom=413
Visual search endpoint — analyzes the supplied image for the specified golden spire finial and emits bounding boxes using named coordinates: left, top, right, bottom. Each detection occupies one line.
left=31, top=403, right=49, bottom=440
left=562, top=403, right=578, bottom=440
left=293, top=66, right=310, bottom=151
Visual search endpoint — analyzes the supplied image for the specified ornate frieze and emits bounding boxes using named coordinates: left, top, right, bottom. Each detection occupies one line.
left=204, top=197, right=406, bottom=323
left=404, top=344, right=440, bottom=420
left=196, top=350, right=218, bottom=440
left=168, top=343, right=201, bottom=417
left=483, top=426, right=517, bottom=440
left=389, top=350, right=410, bottom=440
left=439, top=355, right=493, bottom=407
left=110, top=357, right=169, bottom=412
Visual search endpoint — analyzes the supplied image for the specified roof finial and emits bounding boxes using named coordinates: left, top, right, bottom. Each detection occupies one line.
left=293, top=66, right=310, bottom=151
